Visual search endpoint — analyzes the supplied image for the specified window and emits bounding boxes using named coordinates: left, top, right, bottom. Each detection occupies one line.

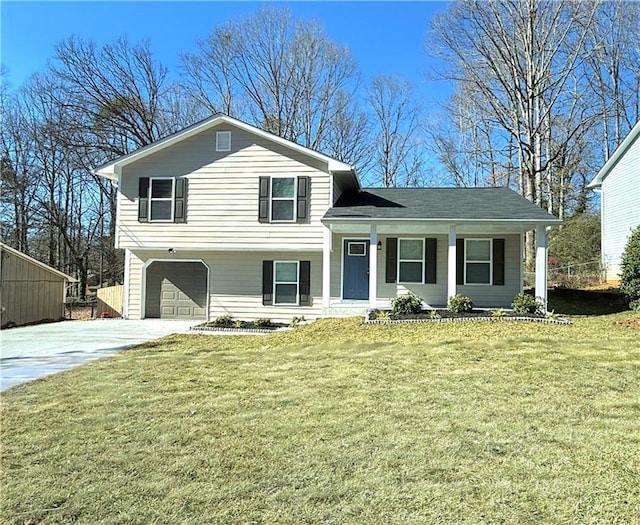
left=465, top=239, right=492, bottom=284
left=274, top=261, right=299, bottom=305
left=271, top=177, right=296, bottom=222
left=216, top=131, right=231, bottom=151
left=149, top=178, right=174, bottom=221
left=348, top=242, right=367, bottom=256
left=258, top=176, right=309, bottom=224
left=398, top=238, right=424, bottom=283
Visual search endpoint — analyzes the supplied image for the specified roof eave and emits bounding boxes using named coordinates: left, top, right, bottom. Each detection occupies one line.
left=322, top=217, right=562, bottom=225
left=588, top=119, right=640, bottom=188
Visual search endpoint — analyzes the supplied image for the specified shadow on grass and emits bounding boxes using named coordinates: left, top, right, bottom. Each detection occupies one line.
left=547, top=287, right=630, bottom=316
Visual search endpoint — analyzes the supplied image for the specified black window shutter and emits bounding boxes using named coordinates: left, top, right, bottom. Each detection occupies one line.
left=299, top=260, right=311, bottom=306
left=258, top=176, right=270, bottom=223
left=174, top=178, right=186, bottom=223
left=493, top=238, right=505, bottom=285
left=386, top=237, right=398, bottom=283
left=456, top=239, right=465, bottom=285
left=138, top=177, right=149, bottom=222
left=297, top=176, right=310, bottom=223
left=425, top=238, right=437, bottom=284
left=262, top=261, right=273, bottom=305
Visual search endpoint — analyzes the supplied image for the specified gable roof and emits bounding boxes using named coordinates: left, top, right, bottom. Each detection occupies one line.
left=93, top=113, right=357, bottom=182
left=0, top=242, right=77, bottom=281
left=588, top=119, right=640, bottom=189
left=322, top=187, right=561, bottom=224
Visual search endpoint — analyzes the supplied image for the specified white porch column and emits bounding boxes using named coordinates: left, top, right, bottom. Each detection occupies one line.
left=322, top=227, right=332, bottom=308
left=535, top=225, right=548, bottom=311
left=448, top=225, right=457, bottom=300
left=369, top=225, right=378, bottom=309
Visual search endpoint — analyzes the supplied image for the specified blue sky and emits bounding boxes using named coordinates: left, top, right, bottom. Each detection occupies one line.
left=1, top=1, right=452, bottom=104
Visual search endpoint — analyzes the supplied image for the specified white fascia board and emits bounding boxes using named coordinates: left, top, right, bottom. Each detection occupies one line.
left=588, top=119, right=640, bottom=188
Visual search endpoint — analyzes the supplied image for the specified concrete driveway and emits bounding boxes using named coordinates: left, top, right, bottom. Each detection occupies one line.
left=0, top=319, right=196, bottom=391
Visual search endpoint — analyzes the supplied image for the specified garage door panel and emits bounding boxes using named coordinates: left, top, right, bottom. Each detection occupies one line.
left=145, top=262, right=207, bottom=320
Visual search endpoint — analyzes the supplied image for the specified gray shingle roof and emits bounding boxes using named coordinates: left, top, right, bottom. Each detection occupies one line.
left=322, top=187, right=561, bottom=223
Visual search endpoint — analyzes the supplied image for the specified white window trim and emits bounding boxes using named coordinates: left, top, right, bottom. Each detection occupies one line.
left=149, top=177, right=175, bottom=223
left=464, top=238, right=493, bottom=286
left=216, top=131, right=231, bottom=152
left=397, top=238, right=425, bottom=284
left=273, top=260, right=300, bottom=305
left=270, top=176, right=297, bottom=223
left=347, top=241, right=367, bottom=257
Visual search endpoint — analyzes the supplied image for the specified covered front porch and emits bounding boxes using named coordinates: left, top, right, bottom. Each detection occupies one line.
left=320, top=221, right=552, bottom=314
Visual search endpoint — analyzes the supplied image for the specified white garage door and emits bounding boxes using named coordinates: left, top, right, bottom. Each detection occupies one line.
left=145, top=262, right=207, bottom=320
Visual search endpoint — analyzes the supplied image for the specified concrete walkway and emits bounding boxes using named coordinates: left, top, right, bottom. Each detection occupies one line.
left=0, top=319, right=196, bottom=391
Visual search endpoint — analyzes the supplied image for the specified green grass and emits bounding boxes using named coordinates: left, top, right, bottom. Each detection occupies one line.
left=2, top=315, right=640, bottom=524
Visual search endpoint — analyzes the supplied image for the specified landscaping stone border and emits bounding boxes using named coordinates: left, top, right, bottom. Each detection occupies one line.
left=190, top=325, right=288, bottom=335
left=365, top=316, right=571, bottom=326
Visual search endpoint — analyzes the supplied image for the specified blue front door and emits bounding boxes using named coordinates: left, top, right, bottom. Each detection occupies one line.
left=343, top=239, right=369, bottom=300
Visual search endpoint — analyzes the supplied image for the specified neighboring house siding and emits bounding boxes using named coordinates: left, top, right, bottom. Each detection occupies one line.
left=0, top=250, right=67, bottom=327
left=330, top=234, right=521, bottom=308
left=601, top=138, right=640, bottom=280
left=126, top=249, right=324, bottom=322
left=118, top=125, right=331, bottom=252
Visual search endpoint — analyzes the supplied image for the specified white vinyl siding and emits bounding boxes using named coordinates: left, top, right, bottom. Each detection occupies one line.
left=600, top=133, right=640, bottom=281
left=126, top=249, right=324, bottom=322
left=330, top=234, right=522, bottom=309
left=118, top=124, right=331, bottom=251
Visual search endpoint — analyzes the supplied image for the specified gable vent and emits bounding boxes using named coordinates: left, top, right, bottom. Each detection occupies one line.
left=216, top=131, right=231, bottom=152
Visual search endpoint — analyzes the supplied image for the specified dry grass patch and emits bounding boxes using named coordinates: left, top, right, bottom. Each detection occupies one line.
left=2, top=315, right=640, bottom=524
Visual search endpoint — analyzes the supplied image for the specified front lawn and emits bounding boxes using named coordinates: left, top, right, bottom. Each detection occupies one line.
left=2, top=315, right=639, bottom=524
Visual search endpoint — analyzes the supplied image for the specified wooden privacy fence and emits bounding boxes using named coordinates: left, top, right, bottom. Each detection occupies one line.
left=96, top=285, right=124, bottom=318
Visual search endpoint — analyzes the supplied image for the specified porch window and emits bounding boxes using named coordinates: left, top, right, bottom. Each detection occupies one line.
left=149, top=178, right=174, bottom=222
left=271, top=177, right=296, bottom=222
left=465, top=239, right=492, bottom=284
left=274, top=261, right=299, bottom=304
left=398, top=238, right=424, bottom=283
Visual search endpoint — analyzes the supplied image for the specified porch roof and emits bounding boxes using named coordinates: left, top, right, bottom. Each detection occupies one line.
left=323, top=187, right=561, bottom=225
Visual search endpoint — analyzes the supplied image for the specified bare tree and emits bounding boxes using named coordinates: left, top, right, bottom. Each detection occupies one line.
left=367, top=75, right=424, bottom=187
left=181, top=6, right=363, bottom=161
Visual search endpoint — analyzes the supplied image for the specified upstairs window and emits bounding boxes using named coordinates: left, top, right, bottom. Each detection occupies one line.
left=149, top=178, right=174, bottom=221
left=271, top=177, right=296, bottom=221
left=138, top=177, right=186, bottom=223
left=258, top=176, right=310, bottom=224
left=216, top=131, right=231, bottom=152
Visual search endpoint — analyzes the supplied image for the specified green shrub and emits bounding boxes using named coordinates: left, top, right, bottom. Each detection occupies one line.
left=254, top=318, right=272, bottom=328
left=629, top=299, right=640, bottom=312
left=428, top=310, right=441, bottom=319
left=491, top=308, right=506, bottom=318
left=391, top=292, right=423, bottom=315
left=447, top=295, right=473, bottom=313
left=620, top=225, right=640, bottom=308
left=214, top=315, right=234, bottom=327
left=233, top=320, right=245, bottom=328
left=511, top=293, right=543, bottom=315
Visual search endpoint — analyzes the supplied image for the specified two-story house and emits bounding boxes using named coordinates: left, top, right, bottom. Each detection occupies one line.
left=94, top=114, right=561, bottom=322
left=588, top=120, right=640, bottom=283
